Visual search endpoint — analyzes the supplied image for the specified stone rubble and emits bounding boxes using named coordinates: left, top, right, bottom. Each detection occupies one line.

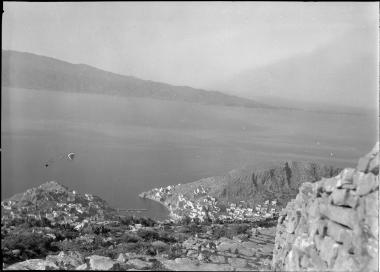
left=273, top=142, right=379, bottom=271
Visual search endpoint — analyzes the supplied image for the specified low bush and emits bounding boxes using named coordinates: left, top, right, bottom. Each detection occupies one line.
left=136, top=229, right=159, bottom=241
left=119, top=232, right=142, bottom=243
left=2, top=231, right=59, bottom=264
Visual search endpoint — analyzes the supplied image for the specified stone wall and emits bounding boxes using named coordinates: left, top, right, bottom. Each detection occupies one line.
left=273, top=143, right=379, bottom=271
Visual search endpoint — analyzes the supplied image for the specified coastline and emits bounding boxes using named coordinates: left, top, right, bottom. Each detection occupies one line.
left=138, top=191, right=174, bottom=219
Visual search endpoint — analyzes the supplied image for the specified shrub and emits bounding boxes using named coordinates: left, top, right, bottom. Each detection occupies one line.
left=2, top=231, right=59, bottom=264
left=119, top=215, right=156, bottom=227
left=157, top=230, right=177, bottom=243
left=167, top=243, right=182, bottom=260
left=119, top=232, right=141, bottom=243
left=93, top=225, right=110, bottom=235
left=136, top=229, right=159, bottom=241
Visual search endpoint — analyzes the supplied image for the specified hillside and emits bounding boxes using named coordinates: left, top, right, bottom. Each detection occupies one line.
left=1, top=180, right=278, bottom=271
left=1, top=181, right=118, bottom=227
left=2, top=50, right=271, bottom=109
left=140, top=161, right=341, bottom=222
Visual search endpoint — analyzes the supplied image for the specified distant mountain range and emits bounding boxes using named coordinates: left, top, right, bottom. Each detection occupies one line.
left=2, top=50, right=271, bottom=109
left=214, top=29, right=378, bottom=110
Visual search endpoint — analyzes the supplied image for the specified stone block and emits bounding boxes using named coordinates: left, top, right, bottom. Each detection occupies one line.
left=330, top=189, right=358, bottom=208
left=284, top=249, right=301, bottom=271
left=338, top=168, right=356, bottom=184
left=333, top=249, right=361, bottom=271
left=322, top=177, right=338, bottom=193
left=286, top=210, right=301, bottom=234
left=308, top=247, right=327, bottom=271
left=316, top=219, right=327, bottom=238
left=319, top=236, right=340, bottom=267
left=368, top=154, right=379, bottom=175
left=357, top=156, right=371, bottom=173
left=364, top=190, right=379, bottom=217
left=307, top=199, right=320, bottom=219
left=319, top=204, right=358, bottom=230
left=357, top=142, right=379, bottom=173
left=300, top=254, right=310, bottom=268
left=356, top=172, right=379, bottom=196
left=326, top=220, right=353, bottom=243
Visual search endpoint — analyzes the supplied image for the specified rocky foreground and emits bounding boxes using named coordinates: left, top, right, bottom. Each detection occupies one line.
left=1, top=143, right=378, bottom=271
left=1, top=180, right=278, bottom=270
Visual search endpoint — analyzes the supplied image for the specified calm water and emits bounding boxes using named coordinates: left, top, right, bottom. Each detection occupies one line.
left=2, top=88, right=377, bottom=220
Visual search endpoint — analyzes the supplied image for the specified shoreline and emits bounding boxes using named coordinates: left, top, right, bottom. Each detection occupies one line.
left=138, top=192, right=173, bottom=218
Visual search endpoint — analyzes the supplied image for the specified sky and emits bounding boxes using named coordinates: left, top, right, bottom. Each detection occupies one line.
left=2, top=2, right=379, bottom=93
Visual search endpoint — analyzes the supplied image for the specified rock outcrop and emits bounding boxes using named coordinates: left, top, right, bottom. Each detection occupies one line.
left=273, top=143, right=379, bottom=271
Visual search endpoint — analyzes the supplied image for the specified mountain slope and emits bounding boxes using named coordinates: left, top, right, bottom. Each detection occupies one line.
left=2, top=50, right=271, bottom=109
left=215, top=29, right=378, bottom=109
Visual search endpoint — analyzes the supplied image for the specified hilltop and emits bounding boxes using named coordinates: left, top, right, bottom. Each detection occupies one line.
left=2, top=50, right=272, bottom=109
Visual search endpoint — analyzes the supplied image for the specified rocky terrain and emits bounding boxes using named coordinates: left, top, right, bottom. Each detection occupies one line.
left=273, top=142, right=379, bottom=271
left=1, top=180, right=278, bottom=271
left=140, top=161, right=341, bottom=222
left=2, top=144, right=377, bottom=271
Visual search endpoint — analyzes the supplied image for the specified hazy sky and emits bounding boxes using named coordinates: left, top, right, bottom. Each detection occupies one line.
left=3, top=2, right=378, bottom=91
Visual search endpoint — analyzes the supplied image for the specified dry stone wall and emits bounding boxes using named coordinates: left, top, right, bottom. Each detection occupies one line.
left=273, top=143, right=379, bottom=271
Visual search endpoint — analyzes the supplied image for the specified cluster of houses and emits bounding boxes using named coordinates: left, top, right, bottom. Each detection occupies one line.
left=1, top=193, right=110, bottom=231
left=220, top=200, right=278, bottom=221
left=145, top=184, right=280, bottom=223
left=141, top=183, right=283, bottom=223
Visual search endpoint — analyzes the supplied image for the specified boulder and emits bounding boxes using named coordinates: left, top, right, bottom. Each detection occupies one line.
left=326, top=220, right=354, bottom=245
left=160, top=258, right=199, bottom=271
left=86, top=255, right=119, bottom=271
left=46, top=251, right=84, bottom=269
left=227, top=257, right=248, bottom=268
left=209, top=255, right=226, bottom=264
left=321, top=177, right=338, bottom=193
left=216, top=240, right=238, bottom=253
left=319, top=236, right=340, bottom=267
left=330, top=189, right=358, bottom=208
left=5, top=259, right=59, bottom=270
left=116, top=253, right=128, bottom=263
left=355, top=172, right=378, bottom=196
left=126, top=259, right=153, bottom=270
left=332, top=250, right=361, bottom=271
left=319, top=204, right=358, bottom=230
left=75, top=263, right=88, bottom=270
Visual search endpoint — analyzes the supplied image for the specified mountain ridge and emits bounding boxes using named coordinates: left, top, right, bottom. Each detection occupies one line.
left=2, top=50, right=272, bottom=109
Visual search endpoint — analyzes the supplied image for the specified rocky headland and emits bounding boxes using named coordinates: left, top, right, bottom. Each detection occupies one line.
left=139, top=161, right=341, bottom=223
